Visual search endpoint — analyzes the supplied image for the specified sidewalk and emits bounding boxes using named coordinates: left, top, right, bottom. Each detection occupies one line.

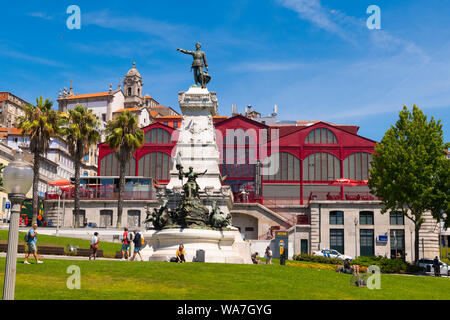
left=0, top=252, right=120, bottom=262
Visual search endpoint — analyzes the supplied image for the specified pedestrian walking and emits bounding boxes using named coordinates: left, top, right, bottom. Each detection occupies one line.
left=130, top=230, right=144, bottom=261
left=433, top=256, right=441, bottom=277
left=265, top=246, right=273, bottom=265
left=24, top=224, right=43, bottom=264
left=121, top=227, right=130, bottom=260
left=90, top=232, right=99, bottom=260
left=128, top=229, right=135, bottom=259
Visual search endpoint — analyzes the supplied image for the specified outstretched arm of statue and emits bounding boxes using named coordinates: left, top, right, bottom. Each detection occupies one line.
left=177, top=48, right=193, bottom=55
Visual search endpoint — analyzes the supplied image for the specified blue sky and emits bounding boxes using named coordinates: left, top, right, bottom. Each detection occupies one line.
left=1, top=0, right=449, bottom=142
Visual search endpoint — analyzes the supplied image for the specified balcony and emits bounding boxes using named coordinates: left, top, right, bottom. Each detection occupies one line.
left=45, top=189, right=156, bottom=201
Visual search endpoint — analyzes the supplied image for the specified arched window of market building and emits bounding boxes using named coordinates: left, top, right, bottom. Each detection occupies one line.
left=342, top=152, right=372, bottom=181
left=145, top=128, right=172, bottom=144
left=138, top=152, right=172, bottom=181
left=99, top=152, right=136, bottom=176
left=302, top=152, right=340, bottom=181
left=263, top=152, right=300, bottom=181
left=305, top=127, right=337, bottom=144
left=221, top=129, right=257, bottom=178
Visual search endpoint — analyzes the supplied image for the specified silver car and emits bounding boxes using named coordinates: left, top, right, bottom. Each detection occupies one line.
left=418, top=258, right=450, bottom=276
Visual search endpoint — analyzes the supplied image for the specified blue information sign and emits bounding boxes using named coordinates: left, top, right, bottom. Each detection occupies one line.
left=5, top=202, right=11, bottom=210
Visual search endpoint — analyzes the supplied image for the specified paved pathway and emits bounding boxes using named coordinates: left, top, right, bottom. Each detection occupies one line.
left=0, top=252, right=121, bottom=262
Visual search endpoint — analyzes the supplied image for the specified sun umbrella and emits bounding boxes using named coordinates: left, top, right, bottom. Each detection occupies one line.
left=48, top=179, right=72, bottom=186
left=329, top=178, right=360, bottom=186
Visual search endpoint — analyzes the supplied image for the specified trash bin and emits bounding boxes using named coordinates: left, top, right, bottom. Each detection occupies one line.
left=196, top=249, right=205, bottom=262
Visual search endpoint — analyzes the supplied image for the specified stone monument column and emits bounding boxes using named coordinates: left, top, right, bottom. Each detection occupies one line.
left=167, top=86, right=222, bottom=190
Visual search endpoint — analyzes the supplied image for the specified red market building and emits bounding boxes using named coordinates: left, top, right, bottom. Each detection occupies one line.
left=97, top=114, right=377, bottom=206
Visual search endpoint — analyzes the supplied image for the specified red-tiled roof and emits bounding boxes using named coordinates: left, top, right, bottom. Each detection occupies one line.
left=113, top=107, right=139, bottom=114
left=62, top=92, right=110, bottom=100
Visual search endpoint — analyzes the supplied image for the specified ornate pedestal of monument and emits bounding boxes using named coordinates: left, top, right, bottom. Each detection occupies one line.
left=143, top=86, right=251, bottom=264
left=142, top=229, right=251, bottom=264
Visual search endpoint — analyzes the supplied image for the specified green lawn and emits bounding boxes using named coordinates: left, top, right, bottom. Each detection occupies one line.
left=0, top=230, right=122, bottom=258
left=0, top=258, right=449, bottom=300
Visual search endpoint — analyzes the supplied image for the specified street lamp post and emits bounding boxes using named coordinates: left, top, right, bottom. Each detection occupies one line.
left=439, top=211, right=447, bottom=260
left=56, top=188, right=62, bottom=236
left=2, top=151, right=33, bottom=300
left=354, top=217, right=358, bottom=258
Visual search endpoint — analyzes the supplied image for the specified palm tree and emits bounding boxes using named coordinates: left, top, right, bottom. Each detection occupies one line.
left=61, top=105, right=101, bottom=228
left=18, top=97, right=61, bottom=225
left=105, top=110, right=144, bottom=228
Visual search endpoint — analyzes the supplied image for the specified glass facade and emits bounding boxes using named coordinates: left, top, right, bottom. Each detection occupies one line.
left=263, top=152, right=300, bottom=181
left=342, top=152, right=372, bottom=181
left=99, top=153, right=135, bottom=176
left=303, top=152, right=340, bottom=181
left=138, top=152, right=172, bottom=181
left=145, top=128, right=172, bottom=144
left=305, top=128, right=337, bottom=144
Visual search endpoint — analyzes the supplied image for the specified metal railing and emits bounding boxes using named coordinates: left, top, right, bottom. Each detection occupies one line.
left=45, top=190, right=156, bottom=201
left=307, top=191, right=378, bottom=203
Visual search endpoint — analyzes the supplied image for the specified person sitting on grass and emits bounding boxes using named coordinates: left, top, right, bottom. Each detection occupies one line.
left=24, top=224, right=43, bottom=264
left=89, top=232, right=99, bottom=261
left=337, top=258, right=354, bottom=274
left=251, top=252, right=261, bottom=264
left=176, top=244, right=186, bottom=263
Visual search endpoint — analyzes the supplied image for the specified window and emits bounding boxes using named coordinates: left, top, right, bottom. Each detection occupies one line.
left=145, top=128, right=172, bottom=144
left=330, top=229, right=344, bottom=254
left=390, top=212, right=404, bottom=225
left=305, top=128, right=337, bottom=144
left=222, top=131, right=258, bottom=179
left=138, top=152, right=172, bottom=181
left=102, top=113, right=106, bottom=122
left=263, top=152, right=300, bottom=181
left=359, top=211, right=374, bottom=225
left=360, top=229, right=374, bottom=256
left=330, top=211, right=344, bottom=225
left=343, top=152, right=373, bottom=181
left=173, top=122, right=179, bottom=129
left=390, top=229, right=405, bottom=259
left=128, top=87, right=132, bottom=96
left=245, top=227, right=254, bottom=232
left=99, top=153, right=136, bottom=176
left=127, top=210, right=141, bottom=228
left=164, top=122, right=168, bottom=126
left=302, top=152, right=340, bottom=181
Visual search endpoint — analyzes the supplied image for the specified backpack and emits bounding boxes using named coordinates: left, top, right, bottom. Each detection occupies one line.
left=134, top=232, right=142, bottom=246
left=140, top=233, right=145, bottom=246
left=24, top=230, right=31, bottom=242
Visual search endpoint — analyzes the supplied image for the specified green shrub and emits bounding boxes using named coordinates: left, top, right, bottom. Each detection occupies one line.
left=351, top=256, right=409, bottom=274
left=293, top=254, right=343, bottom=265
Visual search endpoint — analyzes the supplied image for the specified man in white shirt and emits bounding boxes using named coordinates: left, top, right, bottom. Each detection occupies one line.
left=89, top=232, right=99, bottom=260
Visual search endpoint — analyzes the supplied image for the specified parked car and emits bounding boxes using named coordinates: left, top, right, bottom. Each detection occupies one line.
left=312, top=249, right=353, bottom=261
left=418, top=258, right=450, bottom=276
